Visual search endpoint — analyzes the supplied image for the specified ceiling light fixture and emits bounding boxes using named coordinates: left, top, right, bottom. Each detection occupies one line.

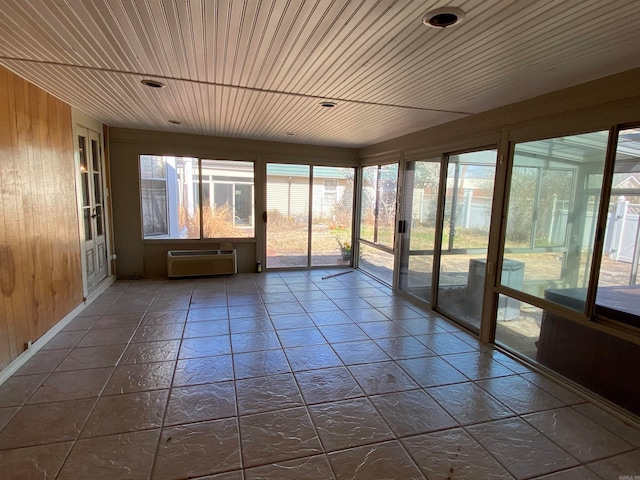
left=422, top=7, right=465, bottom=28
left=141, top=79, right=166, bottom=89
left=319, top=101, right=336, bottom=108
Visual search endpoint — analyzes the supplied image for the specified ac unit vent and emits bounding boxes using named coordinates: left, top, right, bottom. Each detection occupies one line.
left=167, top=249, right=237, bottom=278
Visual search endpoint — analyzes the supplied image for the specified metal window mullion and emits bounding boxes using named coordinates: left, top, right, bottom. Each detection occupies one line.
left=431, top=154, right=449, bottom=309
left=585, top=126, right=620, bottom=318
left=308, top=167, right=314, bottom=267
left=373, top=165, right=380, bottom=244
left=198, top=159, right=204, bottom=239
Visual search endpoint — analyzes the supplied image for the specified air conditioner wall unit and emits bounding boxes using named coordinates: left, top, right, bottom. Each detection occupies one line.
left=167, top=249, right=237, bottom=278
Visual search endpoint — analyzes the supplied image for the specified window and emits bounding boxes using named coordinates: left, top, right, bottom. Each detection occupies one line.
left=500, top=131, right=609, bottom=312
left=139, top=155, right=254, bottom=239
left=596, top=126, right=640, bottom=328
left=202, top=159, right=254, bottom=238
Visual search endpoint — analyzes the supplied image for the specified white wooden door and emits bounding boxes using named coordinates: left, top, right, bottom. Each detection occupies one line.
left=76, top=128, right=108, bottom=293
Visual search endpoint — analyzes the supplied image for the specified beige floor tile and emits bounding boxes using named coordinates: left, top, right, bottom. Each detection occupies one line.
left=245, top=454, right=336, bottom=480
left=531, top=466, right=601, bottom=480
left=57, top=430, right=159, bottom=479
left=396, top=356, right=468, bottom=388
left=236, top=373, right=304, bottom=415
left=154, top=418, right=241, bottom=480
left=55, top=344, right=126, bottom=371
left=427, top=382, right=514, bottom=425
left=239, top=407, right=323, bottom=467
left=81, top=390, right=168, bottom=438
left=0, top=374, right=47, bottom=407
left=370, top=390, right=457, bottom=436
left=467, top=418, right=579, bottom=479
left=233, top=350, right=291, bottom=379
left=523, top=407, right=633, bottom=462
left=0, top=442, right=72, bottom=480
left=165, top=382, right=237, bottom=426
left=520, top=372, right=586, bottom=405
left=348, top=361, right=419, bottom=394
left=476, top=375, right=564, bottom=414
left=402, top=428, right=513, bottom=480
left=309, top=398, right=394, bottom=452
left=328, top=441, right=424, bottom=480
left=295, top=367, right=365, bottom=404
left=103, top=361, right=175, bottom=395
left=27, top=367, right=113, bottom=403
left=120, top=340, right=181, bottom=365
left=78, top=327, right=136, bottom=348
left=13, top=349, right=70, bottom=376
left=41, top=331, right=86, bottom=350
left=586, top=450, right=640, bottom=478
left=174, top=355, right=234, bottom=386
left=572, top=403, right=640, bottom=447
left=0, top=398, right=95, bottom=449
left=0, top=406, right=19, bottom=431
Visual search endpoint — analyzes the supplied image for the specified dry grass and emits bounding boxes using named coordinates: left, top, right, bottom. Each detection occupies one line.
left=178, top=204, right=251, bottom=238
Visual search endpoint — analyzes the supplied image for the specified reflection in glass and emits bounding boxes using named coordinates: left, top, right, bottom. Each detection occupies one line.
left=139, top=155, right=199, bottom=239
left=358, top=242, right=395, bottom=286
left=359, top=164, right=398, bottom=247
left=437, top=150, right=497, bottom=330
left=597, top=126, right=640, bottom=328
left=201, top=159, right=254, bottom=238
left=359, top=166, right=377, bottom=243
left=399, top=159, right=440, bottom=303
left=502, top=131, right=609, bottom=313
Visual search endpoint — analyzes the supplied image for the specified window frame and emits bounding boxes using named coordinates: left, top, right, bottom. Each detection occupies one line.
left=139, top=155, right=256, bottom=241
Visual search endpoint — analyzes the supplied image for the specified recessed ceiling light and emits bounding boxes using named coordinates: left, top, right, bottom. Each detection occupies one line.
left=168, top=120, right=182, bottom=125
left=141, top=79, right=166, bottom=89
left=319, top=101, right=336, bottom=108
left=422, top=7, right=465, bottom=28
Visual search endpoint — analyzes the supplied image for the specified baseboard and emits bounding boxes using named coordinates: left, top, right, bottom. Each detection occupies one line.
left=0, top=275, right=116, bottom=385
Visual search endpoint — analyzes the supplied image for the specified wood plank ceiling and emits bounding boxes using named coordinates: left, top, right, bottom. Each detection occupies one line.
left=0, top=0, right=638, bottom=148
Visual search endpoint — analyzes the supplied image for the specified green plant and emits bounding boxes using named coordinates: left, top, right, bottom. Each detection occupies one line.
left=335, top=236, right=351, bottom=259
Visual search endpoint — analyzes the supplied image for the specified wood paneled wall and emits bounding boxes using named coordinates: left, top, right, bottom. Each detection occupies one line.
left=0, top=66, right=82, bottom=370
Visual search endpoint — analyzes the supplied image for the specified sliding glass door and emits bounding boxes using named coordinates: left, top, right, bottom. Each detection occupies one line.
left=435, top=150, right=497, bottom=331
left=266, top=164, right=355, bottom=269
left=398, top=158, right=441, bottom=303
left=357, top=163, right=399, bottom=285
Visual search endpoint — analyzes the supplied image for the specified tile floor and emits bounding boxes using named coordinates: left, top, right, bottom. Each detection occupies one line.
left=0, top=270, right=639, bottom=479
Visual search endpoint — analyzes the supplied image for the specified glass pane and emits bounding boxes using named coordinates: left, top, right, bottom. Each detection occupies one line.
left=141, top=179, right=167, bottom=236
left=437, top=149, right=497, bottom=330
left=81, top=173, right=90, bottom=207
left=496, top=293, right=640, bottom=416
left=266, top=163, right=310, bottom=268
left=139, top=155, right=199, bottom=239
left=358, top=242, right=394, bottom=286
left=376, top=163, right=398, bottom=247
left=359, top=166, right=377, bottom=242
left=502, top=131, right=609, bottom=313
left=201, top=159, right=254, bottom=238
left=399, top=159, right=440, bottom=303
left=311, top=166, right=355, bottom=266
left=95, top=205, right=103, bottom=236
left=93, top=173, right=101, bottom=205
left=495, top=294, right=542, bottom=360
left=83, top=207, right=92, bottom=240
left=78, top=136, right=87, bottom=171
left=597, top=126, right=640, bottom=328
left=91, top=139, right=100, bottom=172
